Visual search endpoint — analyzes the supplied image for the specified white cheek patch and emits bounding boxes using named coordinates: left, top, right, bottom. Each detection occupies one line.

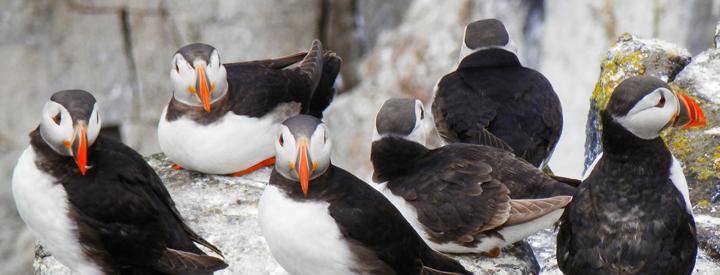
left=612, top=88, right=678, bottom=140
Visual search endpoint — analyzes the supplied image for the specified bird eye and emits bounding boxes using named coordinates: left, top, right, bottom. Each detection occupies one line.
left=53, top=113, right=61, bottom=125
left=279, top=135, right=284, bottom=146
left=657, top=95, right=665, bottom=107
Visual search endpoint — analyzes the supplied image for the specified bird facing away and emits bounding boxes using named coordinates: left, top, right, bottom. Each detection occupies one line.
left=371, top=98, right=575, bottom=257
left=12, top=90, right=227, bottom=275
left=258, top=115, right=473, bottom=275
left=158, top=39, right=341, bottom=176
left=557, top=75, right=705, bottom=275
left=432, top=18, right=563, bottom=170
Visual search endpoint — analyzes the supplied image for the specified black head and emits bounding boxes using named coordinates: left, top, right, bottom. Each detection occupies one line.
left=464, top=18, right=510, bottom=50
left=373, top=98, right=426, bottom=145
left=40, top=90, right=102, bottom=175
left=605, top=75, right=706, bottom=140
left=175, top=43, right=217, bottom=66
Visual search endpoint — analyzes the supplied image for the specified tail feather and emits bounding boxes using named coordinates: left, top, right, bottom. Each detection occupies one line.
left=153, top=248, right=228, bottom=275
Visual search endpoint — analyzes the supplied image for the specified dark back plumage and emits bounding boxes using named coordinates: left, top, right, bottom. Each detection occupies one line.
left=433, top=40, right=562, bottom=169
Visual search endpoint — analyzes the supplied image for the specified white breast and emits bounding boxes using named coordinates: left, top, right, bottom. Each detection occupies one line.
left=669, top=156, right=693, bottom=215
left=12, top=147, right=103, bottom=275
left=258, top=185, right=358, bottom=275
left=158, top=103, right=300, bottom=174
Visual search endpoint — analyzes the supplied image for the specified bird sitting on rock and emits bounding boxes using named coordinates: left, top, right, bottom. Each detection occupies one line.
left=13, top=90, right=227, bottom=275
left=371, top=98, right=575, bottom=257
left=158, top=39, right=340, bottom=176
left=432, top=18, right=563, bottom=171
left=557, top=75, right=704, bottom=274
left=259, top=115, right=472, bottom=275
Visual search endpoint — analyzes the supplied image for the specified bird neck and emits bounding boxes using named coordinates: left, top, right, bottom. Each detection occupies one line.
left=600, top=112, right=672, bottom=168
left=29, top=127, right=89, bottom=178
left=457, top=48, right=520, bottom=69
left=370, top=136, right=428, bottom=183
left=269, top=165, right=335, bottom=202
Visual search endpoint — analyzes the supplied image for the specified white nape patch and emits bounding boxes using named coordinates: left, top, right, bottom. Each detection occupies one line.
left=583, top=152, right=603, bottom=181
left=158, top=103, right=298, bottom=174
left=12, top=147, right=103, bottom=275
left=258, top=185, right=357, bottom=275
left=458, top=34, right=517, bottom=64
left=669, top=156, right=693, bottom=215
left=612, top=88, right=678, bottom=140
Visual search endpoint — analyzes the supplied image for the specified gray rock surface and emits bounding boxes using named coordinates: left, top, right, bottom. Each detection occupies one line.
left=34, top=153, right=541, bottom=275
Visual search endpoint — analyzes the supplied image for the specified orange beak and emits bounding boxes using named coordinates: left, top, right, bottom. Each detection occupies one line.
left=196, top=64, right=212, bottom=112
left=71, top=123, right=88, bottom=175
left=674, top=92, right=706, bottom=129
left=294, top=140, right=312, bottom=197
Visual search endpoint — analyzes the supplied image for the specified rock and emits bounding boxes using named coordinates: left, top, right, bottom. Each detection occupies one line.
left=34, top=153, right=542, bottom=275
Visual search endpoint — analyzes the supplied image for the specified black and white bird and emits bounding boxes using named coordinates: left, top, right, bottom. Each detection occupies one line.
left=371, top=98, right=575, bottom=257
left=158, top=40, right=340, bottom=176
left=13, top=90, right=227, bottom=275
left=258, top=115, right=472, bottom=275
left=432, top=18, right=562, bottom=170
left=556, top=75, right=705, bottom=274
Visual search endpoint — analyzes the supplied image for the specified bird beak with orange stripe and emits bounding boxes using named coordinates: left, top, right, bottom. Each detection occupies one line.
left=190, top=63, right=214, bottom=112
left=69, top=122, right=88, bottom=175
left=673, top=92, right=706, bottom=129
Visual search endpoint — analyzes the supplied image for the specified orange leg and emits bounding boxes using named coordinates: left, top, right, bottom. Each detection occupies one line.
left=230, top=157, right=276, bottom=177
left=173, top=164, right=184, bottom=170
left=481, top=247, right=500, bottom=258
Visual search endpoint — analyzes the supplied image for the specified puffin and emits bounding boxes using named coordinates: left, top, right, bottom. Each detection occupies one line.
left=158, top=39, right=341, bottom=176
left=556, top=75, right=705, bottom=275
left=12, top=90, right=227, bottom=275
left=371, top=98, right=575, bottom=257
left=431, top=18, right=562, bottom=170
left=258, top=115, right=472, bottom=275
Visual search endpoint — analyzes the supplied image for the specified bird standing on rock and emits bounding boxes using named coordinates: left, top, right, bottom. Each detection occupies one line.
left=159, top=39, right=340, bottom=176
left=371, top=98, right=574, bottom=257
left=557, top=75, right=704, bottom=275
left=259, top=115, right=472, bottom=275
left=432, top=18, right=563, bottom=170
left=13, top=90, right=227, bottom=275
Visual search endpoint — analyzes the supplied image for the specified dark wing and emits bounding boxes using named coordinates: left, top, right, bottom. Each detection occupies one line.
left=432, top=72, right=513, bottom=151
left=64, top=136, right=225, bottom=272
left=472, top=144, right=576, bottom=198
left=307, top=50, right=341, bottom=119
left=225, top=41, right=324, bottom=118
left=327, top=167, right=471, bottom=275
left=500, top=70, right=562, bottom=168
left=386, top=144, right=513, bottom=246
